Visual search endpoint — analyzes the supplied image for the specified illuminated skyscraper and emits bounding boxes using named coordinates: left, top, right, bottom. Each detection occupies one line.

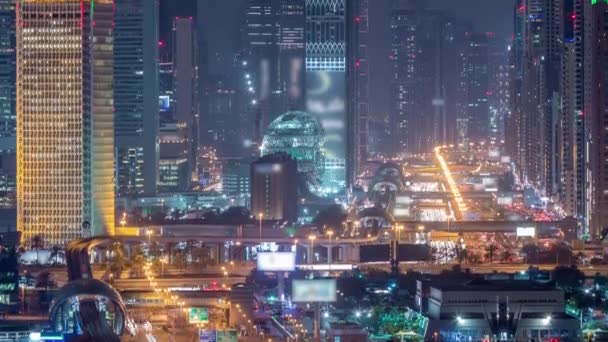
left=305, top=0, right=347, bottom=196
left=347, top=0, right=369, bottom=185
left=114, top=0, right=159, bottom=196
left=0, top=0, right=15, bottom=209
left=17, top=0, right=115, bottom=245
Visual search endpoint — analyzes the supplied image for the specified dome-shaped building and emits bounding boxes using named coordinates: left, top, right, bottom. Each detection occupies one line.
left=261, top=111, right=325, bottom=179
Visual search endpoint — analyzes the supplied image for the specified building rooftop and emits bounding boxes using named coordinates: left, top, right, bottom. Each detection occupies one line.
left=431, top=278, right=557, bottom=292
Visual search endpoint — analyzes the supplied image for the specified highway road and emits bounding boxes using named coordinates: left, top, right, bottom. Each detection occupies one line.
left=112, top=275, right=247, bottom=291
left=358, top=262, right=608, bottom=276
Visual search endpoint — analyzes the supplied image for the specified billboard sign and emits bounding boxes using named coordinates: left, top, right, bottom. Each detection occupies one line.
left=516, top=227, right=536, bottom=237
left=292, top=279, right=337, bottom=302
left=216, top=330, right=238, bottom=342
left=257, top=252, right=296, bottom=271
left=199, top=329, right=216, bottom=342
left=189, top=307, right=209, bottom=324
left=306, top=70, right=346, bottom=193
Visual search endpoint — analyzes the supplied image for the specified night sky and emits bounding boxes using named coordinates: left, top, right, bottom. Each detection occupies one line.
left=162, top=0, right=513, bottom=116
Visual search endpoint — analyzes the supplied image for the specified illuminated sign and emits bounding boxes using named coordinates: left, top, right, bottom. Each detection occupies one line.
left=216, top=330, right=238, bottom=342
left=306, top=70, right=346, bottom=193
left=159, top=95, right=171, bottom=112
left=189, top=307, right=209, bottom=324
left=296, top=264, right=354, bottom=271
left=292, top=279, right=337, bottom=302
left=199, top=329, right=216, bottom=342
left=257, top=252, right=296, bottom=271
left=516, top=227, right=536, bottom=237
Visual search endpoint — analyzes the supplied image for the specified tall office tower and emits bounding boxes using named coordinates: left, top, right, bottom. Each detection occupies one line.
left=114, top=0, right=159, bottom=196
left=585, top=0, right=608, bottom=237
left=17, top=0, right=115, bottom=245
left=277, top=0, right=305, bottom=112
left=0, top=0, right=15, bottom=209
left=487, top=42, right=510, bottom=143
left=202, top=76, right=237, bottom=156
left=346, top=0, right=369, bottom=186
left=507, top=0, right=525, bottom=167
left=159, top=61, right=175, bottom=125
left=305, top=0, right=347, bottom=195
left=390, top=2, right=460, bottom=154
left=173, top=17, right=198, bottom=187
left=511, top=0, right=563, bottom=194
left=244, top=0, right=279, bottom=134
left=558, top=0, right=586, bottom=224
left=457, top=33, right=492, bottom=144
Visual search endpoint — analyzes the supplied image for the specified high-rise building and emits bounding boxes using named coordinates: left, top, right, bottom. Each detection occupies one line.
left=347, top=0, right=369, bottom=186
left=0, top=0, right=15, bottom=210
left=244, top=0, right=279, bottom=133
left=390, top=2, right=462, bottom=154
left=114, top=0, right=159, bottom=196
left=17, top=0, right=115, bottom=245
left=158, top=123, right=189, bottom=193
left=509, top=0, right=563, bottom=195
left=173, top=17, right=199, bottom=187
left=277, top=0, right=306, bottom=112
left=305, top=0, right=347, bottom=195
left=159, top=60, right=175, bottom=125
left=0, top=0, right=14, bottom=143
left=586, top=0, right=608, bottom=237
left=457, top=33, right=507, bottom=144
left=250, top=153, right=298, bottom=222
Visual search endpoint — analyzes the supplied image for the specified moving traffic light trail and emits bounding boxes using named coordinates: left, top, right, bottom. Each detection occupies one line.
left=434, top=146, right=467, bottom=220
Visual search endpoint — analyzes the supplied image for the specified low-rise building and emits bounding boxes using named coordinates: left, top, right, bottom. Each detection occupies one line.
left=415, top=279, right=580, bottom=341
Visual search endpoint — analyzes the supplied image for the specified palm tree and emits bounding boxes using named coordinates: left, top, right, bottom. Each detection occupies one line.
left=501, top=250, right=513, bottom=263
left=129, top=245, right=147, bottom=278
left=106, top=242, right=128, bottom=279
left=192, top=245, right=212, bottom=267
left=49, top=245, right=61, bottom=265
left=173, top=251, right=187, bottom=271
left=485, top=244, right=497, bottom=264
left=30, top=235, right=44, bottom=264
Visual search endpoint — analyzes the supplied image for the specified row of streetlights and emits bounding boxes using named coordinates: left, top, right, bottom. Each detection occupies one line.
left=434, top=146, right=467, bottom=218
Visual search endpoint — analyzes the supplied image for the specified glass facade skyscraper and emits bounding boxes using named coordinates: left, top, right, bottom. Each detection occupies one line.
left=114, top=0, right=159, bottom=196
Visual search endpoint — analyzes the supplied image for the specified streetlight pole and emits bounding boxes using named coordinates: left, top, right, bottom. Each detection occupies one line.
left=308, top=235, right=316, bottom=265
left=258, top=213, right=263, bottom=247
left=326, top=230, right=334, bottom=271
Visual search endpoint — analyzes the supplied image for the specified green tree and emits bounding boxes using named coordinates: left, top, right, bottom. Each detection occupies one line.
left=30, top=235, right=44, bottom=264
left=376, top=307, right=413, bottom=335
left=553, top=265, right=585, bottom=293
left=521, top=243, right=539, bottom=264
left=485, top=244, right=497, bottom=263
left=173, top=251, right=187, bottom=271
left=129, top=244, right=147, bottom=278
left=35, top=271, right=57, bottom=290
left=106, top=242, right=128, bottom=278
left=49, top=245, right=62, bottom=265
left=501, top=250, right=513, bottom=263
left=192, top=245, right=213, bottom=267
left=313, top=205, right=347, bottom=231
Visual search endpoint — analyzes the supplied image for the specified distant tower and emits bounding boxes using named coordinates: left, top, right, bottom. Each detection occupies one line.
left=347, top=0, right=370, bottom=186
left=17, top=0, right=115, bottom=245
left=114, top=0, right=159, bottom=196
left=173, top=17, right=198, bottom=188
